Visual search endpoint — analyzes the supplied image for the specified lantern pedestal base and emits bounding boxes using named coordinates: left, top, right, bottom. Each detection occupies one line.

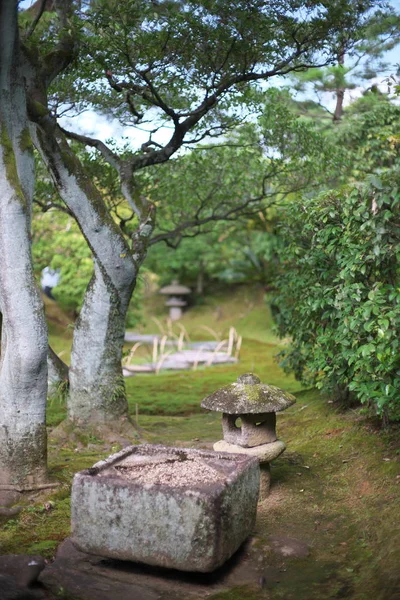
left=259, top=464, right=271, bottom=501
left=213, top=439, right=286, bottom=500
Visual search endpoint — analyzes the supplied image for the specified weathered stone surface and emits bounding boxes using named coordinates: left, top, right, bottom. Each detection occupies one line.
left=0, top=555, right=45, bottom=587
left=0, top=504, right=23, bottom=517
left=259, top=464, right=271, bottom=501
left=40, top=546, right=161, bottom=600
left=213, top=440, right=286, bottom=463
left=222, top=412, right=277, bottom=447
left=71, top=444, right=259, bottom=573
left=201, top=373, right=296, bottom=415
left=0, top=575, right=39, bottom=600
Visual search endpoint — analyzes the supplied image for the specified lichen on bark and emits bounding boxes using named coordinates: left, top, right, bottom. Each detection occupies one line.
left=19, top=127, right=33, bottom=153
left=0, top=126, right=26, bottom=204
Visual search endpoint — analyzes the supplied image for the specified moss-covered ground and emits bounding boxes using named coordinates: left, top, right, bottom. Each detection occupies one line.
left=1, top=286, right=399, bottom=599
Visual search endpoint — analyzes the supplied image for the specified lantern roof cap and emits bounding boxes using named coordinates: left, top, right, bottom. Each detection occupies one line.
left=159, top=280, right=191, bottom=295
left=201, top=373, right=296, bottom=414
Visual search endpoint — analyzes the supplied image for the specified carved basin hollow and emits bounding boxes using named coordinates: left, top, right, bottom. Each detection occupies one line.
left=71, top=444, right=259, bottom=573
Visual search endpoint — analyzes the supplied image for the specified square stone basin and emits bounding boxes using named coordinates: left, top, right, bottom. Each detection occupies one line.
left=71, top=444, right=259, bottom=573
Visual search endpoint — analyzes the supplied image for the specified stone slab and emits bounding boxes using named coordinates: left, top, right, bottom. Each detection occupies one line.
left=0, top=554, right=45, bottom=587
left=71, top=444, right=259, bottom=573
left=0, top=555, right=47, bottom=600
left=40, top=548, right=160, bottom=600
left=40, top=536, right=263, bottom=600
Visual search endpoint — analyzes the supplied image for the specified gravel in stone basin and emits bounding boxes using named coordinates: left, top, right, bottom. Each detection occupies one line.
left=110, top=456, right=226, bottom=487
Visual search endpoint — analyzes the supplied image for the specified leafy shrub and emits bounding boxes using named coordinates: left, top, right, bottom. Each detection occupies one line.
left=273, top=170, right=400, bottom=421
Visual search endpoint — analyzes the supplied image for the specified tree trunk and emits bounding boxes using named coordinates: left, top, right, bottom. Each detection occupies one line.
left=196, top=262, right=205, bottom=295
left=31, top=122, right=137, bottom=424
left=68, top=262, right=132, bottom=423
left=0, top=1, right=48, bottom=495
left=333, top=49, right=345, bottom=123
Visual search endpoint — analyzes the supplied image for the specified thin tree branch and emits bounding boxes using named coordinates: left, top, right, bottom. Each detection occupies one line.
left=34, top=196, right=73, bottom=215
left=149, top=194, right=273, bottom=247
left=59, top=127, right=122, bottom=172
left=24, top=0, right=48, bottom=39
left=38, top=0, right=76, bottom=86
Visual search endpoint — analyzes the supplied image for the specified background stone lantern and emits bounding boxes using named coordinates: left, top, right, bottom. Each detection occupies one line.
left=201, top=373, right=296, bottom=500
left=159, top=280, right=191, bottom=321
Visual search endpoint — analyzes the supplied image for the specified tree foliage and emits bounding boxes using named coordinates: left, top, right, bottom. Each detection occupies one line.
left=144, top=89, right=345, bottom=285
left=274, top=169, right=400, bottom=421
left=32, top=192, right=142, bottom=328
left=289, top=8, right=400, bottom=122
left=333, top=94, right=400, bottom=178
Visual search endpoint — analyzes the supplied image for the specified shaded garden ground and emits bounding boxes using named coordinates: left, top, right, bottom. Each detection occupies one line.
left=1, top=288, right=399, bottom=599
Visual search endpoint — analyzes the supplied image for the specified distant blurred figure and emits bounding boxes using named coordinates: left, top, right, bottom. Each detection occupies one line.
left=41, top=267, right=60, bottom=300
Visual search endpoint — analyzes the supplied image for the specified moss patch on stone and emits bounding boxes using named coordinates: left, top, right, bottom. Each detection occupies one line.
left=201, top=380, right=296, bottom=414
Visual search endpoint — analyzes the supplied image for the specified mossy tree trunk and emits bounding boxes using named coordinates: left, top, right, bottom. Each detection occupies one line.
left=0, top=0, right=48, bottom=495
left=31, top=122, right=141, bottom=424
left=68, top=262, right=133, bottom=423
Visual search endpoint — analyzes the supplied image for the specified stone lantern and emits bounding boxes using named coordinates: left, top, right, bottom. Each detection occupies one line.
left=201, top=373, right=296, bottom=500
left=159, top=280, right=191, bottom=321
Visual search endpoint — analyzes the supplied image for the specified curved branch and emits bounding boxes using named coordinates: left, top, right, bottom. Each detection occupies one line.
left=60, top=127, right=122, bottom=172
left=24, top=0, right=49, bottom=39
left=34, top=196, right=72, bottom=215
left=149, top=193, right=272, bottom=247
